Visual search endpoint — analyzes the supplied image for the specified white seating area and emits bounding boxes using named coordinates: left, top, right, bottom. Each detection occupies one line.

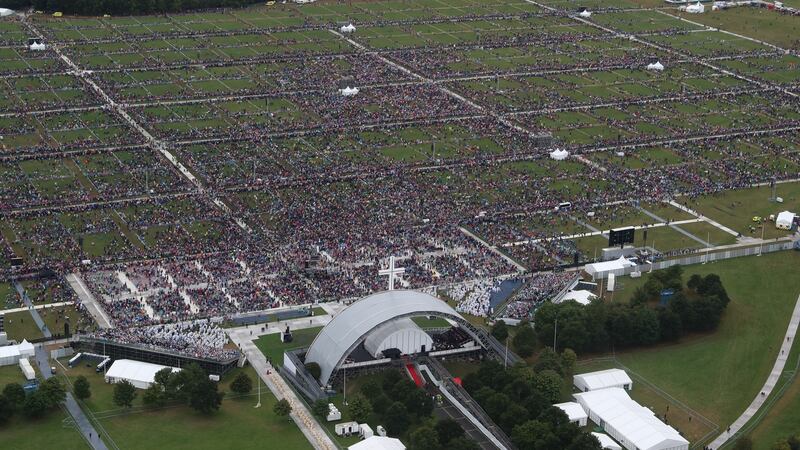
left=450, top=279, right=498, bottom=317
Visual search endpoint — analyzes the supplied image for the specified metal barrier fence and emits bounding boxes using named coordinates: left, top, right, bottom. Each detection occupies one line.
left=592, top=240, right=796, bottom=280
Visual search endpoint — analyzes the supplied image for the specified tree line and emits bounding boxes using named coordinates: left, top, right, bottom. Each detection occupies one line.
left=462, top=352, right=602, bottom=450
left=533, top=266, right=731, bottom=354
left=4, top=0, right=259, bottom=16
left=0, top=377, right=66, bottom=424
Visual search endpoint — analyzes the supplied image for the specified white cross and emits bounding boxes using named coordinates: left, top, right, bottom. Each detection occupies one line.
left=378, top=256, right=405, bottom=291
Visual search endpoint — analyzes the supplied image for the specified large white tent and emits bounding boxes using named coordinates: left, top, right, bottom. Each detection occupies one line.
left=684, top=1, right=705, bottom=13
left=554, top=402, right=588, bottom=426
left=363, top=317, right=433, bottom=359
left=349, top=436, right=406, bottom=450
left=340, top=86, right=360, bottom=96
left=0, top=8, right=14, bottom=17
left=575, top=388, right=688, bottom=450
left=776, top=211, right=796, bottom=230
left=18, top=339, right=35, bottom=357
left=574, top=369, right=633, bottom=392
left=592, top=432, right=623, bottom=450
left=29, top=42, right=46, bottom=51
left=646, top=61, right=665, bottom=71
left=0, top=340, right=35, bottom=366
left=105, top=359, right=180, bottom=389
left=585, top=256, right=636, bottom=279
left=340, top=23, right=356, bottom=33
left=558, top=290, right=596, bottom=306
left=550, top=149, right=569, bottom=160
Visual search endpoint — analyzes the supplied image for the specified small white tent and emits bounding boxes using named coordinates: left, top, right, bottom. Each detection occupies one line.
left=340, top=23, right=356, bottom=33
left=554, top=402, right=589, bottom=426
left=585, top=256, right=636, bottom=279
left=592, top=432, right=623, bottom=450
left=684, top=1, right=705, bottom=13
left=0, top=345, right=21, bottom=366
left=550, top=149, right=569, bottom=160
left=646, top=61, right=664, bottom=71
left=558, top=290, right=597, bottom=306
left=0, top=8, right=14, bottom=17
left=776, top=211, right=796, bottom=230
left=578, top=10, right=592, bottom=18
left=349, top=436, right=406, bottom=450
left=29, top=42, right=46, bottom=51
left=340, top=86, right=360, bottom=96
left=18, top=339, right=35, bottom=358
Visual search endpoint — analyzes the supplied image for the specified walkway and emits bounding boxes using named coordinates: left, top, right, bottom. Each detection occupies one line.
left=227, top=328, right=336, bottom=450
left=459, top=227, right=527, bottom=271
left=636, top=205, right=712, bottom=248
left=34, top=345, right=108, bottom=450
left=667, top=201, right=740, bottom=237
left=709, top=293, right=800, bottom=449
left=66, top=273, right=113, bottom=329
left=13, top=281, right=52, bottom=338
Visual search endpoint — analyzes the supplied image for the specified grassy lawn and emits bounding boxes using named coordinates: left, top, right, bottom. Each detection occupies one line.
left=0, top=409, right=88, bottom=450
left=589, top=251, right=800, bottom=437
left=254, top=326, right=322, bottom=367
left=673, top=8, right=800, bottom=49
left=2, top=309, right=44, bottom=341
left=412, top=316, right=452, bottom=329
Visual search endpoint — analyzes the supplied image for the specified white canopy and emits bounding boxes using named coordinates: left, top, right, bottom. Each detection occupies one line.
left=0, top=345, right=21, bottom=366
left=29, top=42, right=46, bottom=51
left=559, top=290, right=597, bottom=306
left=340, top=23, right=356, bottom=33
left=554, top=402, right=588, bottom=425
left=105, top=359, right=180, bottom=389
left=349, top=436, right=406, bottom=450
left=776, top=211, right=796, bottom=230
left=18, top=339, right=35, bottom=357
left=685, top=2, right=705, bottom=13
left=592, top=432, right=623, bottom=450
left=340, top=86, right=360, bottom=96
left=0, top=8, right=14, bottom=16
left=578, top=10, right=592, bottom=17
left=575, top=369, right=633, bottom=392
left=550, top=149, right=569, bottom=160
left=585, top=256, right=636, bottom=278
left=646, top=61, right=665, bottom=71
left=575, top=388, right=689, bottom=450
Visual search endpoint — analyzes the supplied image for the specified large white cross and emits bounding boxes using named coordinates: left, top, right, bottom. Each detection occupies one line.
left=378, top=256, right=405, bottom=291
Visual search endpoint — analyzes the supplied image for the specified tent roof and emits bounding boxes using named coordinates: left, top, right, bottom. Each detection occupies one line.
left=585, top=256, right=636, bottom=275
left=0, top=345, right=20, bottom=358
left=592, top=432, right=623, bottom=450
left=575, top=388, right=688, bottom=450
left=105, top=359, right=179, bottom=385
left=554, top=402, right=588, bottom=421
left=559, top=290, right=596, bottom=305
left=575, top=369, right=633, bottom=390
left=349, top=436, right=406, bottom=450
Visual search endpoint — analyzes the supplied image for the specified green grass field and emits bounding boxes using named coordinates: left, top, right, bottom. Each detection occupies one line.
left=2, top=310, right=45, bottom=341
left=254, top=327, right=323, bottom=367
left=596, top=251, right=800, bottom=435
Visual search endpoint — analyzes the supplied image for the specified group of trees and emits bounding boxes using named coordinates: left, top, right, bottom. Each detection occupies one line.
left=406, top=418, right=481, bottom=450
left=491, top=320, right=538, bottom=358
left=4, top=0, right=258, bottom=15
left=128, top=363, right=223, bottom=414
left=0, top=378, right=66, bottom=424
left=463, top=355, right=601, bottom=450
left=767, top=434, right=800, bottom=450
left=534, top=267, right=731, bottom=353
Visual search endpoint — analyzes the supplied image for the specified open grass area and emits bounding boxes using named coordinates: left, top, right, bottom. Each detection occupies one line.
left=2, top=309, right=44, bottom=341
left=254, top=327, right=323, bottom=367
left=674, top=8, right=800, bottom=49
left=589, top=251, right=800, bottom=437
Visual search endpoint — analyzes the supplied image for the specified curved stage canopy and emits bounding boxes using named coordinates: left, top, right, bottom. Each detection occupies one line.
left=305, top=290, right=473, bottom=386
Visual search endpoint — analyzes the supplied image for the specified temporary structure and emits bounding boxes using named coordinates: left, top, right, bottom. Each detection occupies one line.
left=550, top=149, right=569, bottom=160
left=19, top=358, right=36, bottom=381
left=340, top=86, right=360, bottom=96
left=776, top=211, right=796, bottom=230
left=349, top=436, right=406, bottom=450
left=646, top=61, right=665, bottom=71
left=29, top=42, right=46, bottom=51
left=684, top=1, right=705, bottom=13
left=0, top=345, right=21, bottom=366
left=575, top=388, right=689, bottom=450
left=104, top=359, right=180, bottom=389
left=592, top=433, right=623, bottom=450
left=340, top=23, right=356, bottom=33
left=0, top=8, right=14, bottom=16
left=554, top=402, right=588, bottom=426
left=558, top=290, right=597, bottom=306
left=574, top=369, right=633, bottom=392
left=578, top=10, right=592, bottom=17
left=18, top=339, right=35, bottom=358
left=584, top=256, right=636, bottom=279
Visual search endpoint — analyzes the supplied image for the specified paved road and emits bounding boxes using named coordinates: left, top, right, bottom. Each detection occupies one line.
left=709, top=293, right=800, bottom=449
left=35, top=345, right=108, bottom=450
left=66, top=273, right=113, bottom=329
left=13, top=281, right=52, bottom=338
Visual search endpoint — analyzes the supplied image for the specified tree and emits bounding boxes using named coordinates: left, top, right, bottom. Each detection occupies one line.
left=3, top=383, right=26, bottom=411
left=189, top=378, right=223, bottom=414
left=512, top=324, right=536, bottom=357
left=408, top=425, right=439, bottom=450
left=113, top=380, right=137, bottom=409
left=434, top=419, right=464, bottom=445
left=384, top=402, right=409, bottom=435
left=73, top=376, right=91, bottom=401
left=348, top=394, right=372, bottom=423
left=273, top=398, right=292, bottom=419
left=773, top=440, right=792, bottom=450
left=657, top=307, right=683, bottom=341
left=532, top=370, right=563, bottom=404
left=444, top=436, right=480, bottom=450
left=312, top=399, right=329, bottom=418
left=143, top=384, right=165, bottom=408
left=39, top=378, right=66, bottom=408
left=491, top=320, right=509, bottom=341
left=230, top=372, right=252, bottom=395
left=0, top=394, right=13, bottom=424
left=23, top=391, right=49, bottom=418
left=560, top=349, right=577, bottom=375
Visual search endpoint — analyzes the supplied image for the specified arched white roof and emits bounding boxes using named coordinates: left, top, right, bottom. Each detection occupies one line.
left=305, top=290, right=465, bottom=385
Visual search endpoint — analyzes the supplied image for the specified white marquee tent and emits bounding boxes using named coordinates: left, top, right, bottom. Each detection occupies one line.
left=585, top=256, right=636, bottom=279
left=0, top=8, right=14, bottom=17
left=646, top=61, right=665, bottom=71
left=776, top=211, right=796, bottom=230
left=340, top=23, right=356, bottom=33
left=592, top=432, right=623, bottom=450
left=341, top=86, right=360, bottom=96
left=550, top=149, right=569, bottom=160
left=29, top=42, right=46, bottom=51
left=105, top=359, right=180, bottom=389
left=349, top=436, right=406, bottom=450
left=684, top=2, right=705, bottom=13
left=574, top=369, right=633, bottom=392
left=575, top=388, right=688, bottom=450
left=578, top=9, right=592, bottom=17
left=0, top=340, right=35, bottom=366
left=554, top=402, right=588, bottom=426
left=558, top=290, right=597, bottom=306
left=18, top=339, right=35, bottom=357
